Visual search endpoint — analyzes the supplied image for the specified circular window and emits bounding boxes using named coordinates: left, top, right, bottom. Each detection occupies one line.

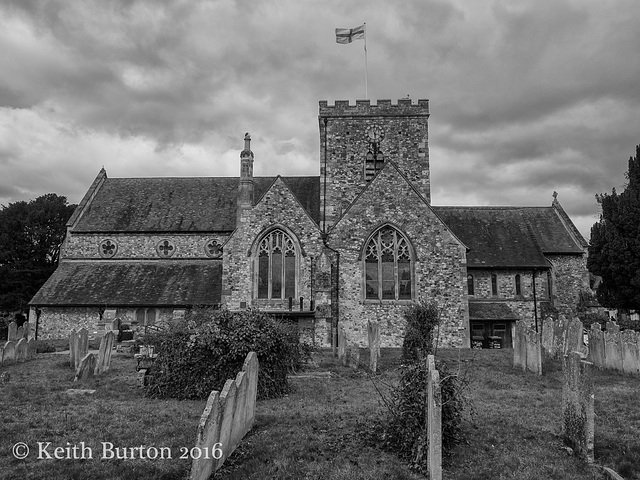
left=156, top=239, right=176, bottom=258
left=99, top=239, right=118, bottom=258
left=204, top=239, right=223, bottom=258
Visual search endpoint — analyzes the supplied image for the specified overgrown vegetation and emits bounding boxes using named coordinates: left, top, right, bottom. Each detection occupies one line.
left=375, top=302, right=469, bottom=473
left=144, top=307, right=306, bottom=400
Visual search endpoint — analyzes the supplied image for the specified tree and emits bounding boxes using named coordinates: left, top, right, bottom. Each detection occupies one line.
left=0, top=193, right=76, bottom=312
left=588, top=145, right=640, bottom=310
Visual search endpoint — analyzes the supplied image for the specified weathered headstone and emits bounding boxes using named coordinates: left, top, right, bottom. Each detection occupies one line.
left=565, top=318, right=586, bottom=356
left=541, top=316, right=555, bottom=357
left=22, top=321, right=30, bottom=339
left=69, top=329, right=78, bottom=368
left=15, top=338, right=27, bottom=362
left=562, top=352, right=594, bottom=463
left=338, top=327, right=347, bottom=366
left=191, top=390, right=224, bottom=480
left=74, top=353, right=96, bottom=382
left=587, top=323, right=605, bottom=369
left=513, top=320, right=527, bottom=371
left=94, top=331, right=115, bottom=375
left=368, top=320, right=380, bottom=373
left=554, top=315, right=569, bottom=357
left=27, top=338, right=37, bottom=359
left=76, top=328, right=89, bottom=369
left=7, top=321, right=17, bottom=342
left=606, top=320, right=620, bottom=334
left=604, top=330, right=623, bottom=372
left=525, top=328, right=542, bottom=375
left=3, top=341, right=16, bottom=365
left=621, top=330, right=640, bottom=376
left=348, top=345, right=361, bottom=369
left=216, top=379, right=237, bottom=470
left=242, top=351, right=258, bottom=432
left=427, top=355, right=442, bottom=480
left=16, top=326, right=24, bottom=340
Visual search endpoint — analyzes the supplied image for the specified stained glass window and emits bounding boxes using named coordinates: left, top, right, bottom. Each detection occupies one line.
left=364, top=226, right=412, bottom=300
left=257, top=229, right=297, bottom=300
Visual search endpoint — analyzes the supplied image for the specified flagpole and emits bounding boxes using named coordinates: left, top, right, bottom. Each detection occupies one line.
left=364, top=22, right=368, bottom=100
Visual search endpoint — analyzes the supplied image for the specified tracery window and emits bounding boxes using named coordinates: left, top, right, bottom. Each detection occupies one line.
left=364, top=226, right=412, bottom=300
left=257, top=229, right=297, bottom=300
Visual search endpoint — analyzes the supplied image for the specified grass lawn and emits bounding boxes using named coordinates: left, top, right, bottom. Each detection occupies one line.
left=1, top=345, right=638, bottom=479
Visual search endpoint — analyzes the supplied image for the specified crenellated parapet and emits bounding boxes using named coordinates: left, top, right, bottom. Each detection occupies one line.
left=319, top=99, right=429, bottom=117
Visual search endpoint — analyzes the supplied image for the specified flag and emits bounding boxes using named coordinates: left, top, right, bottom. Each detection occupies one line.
left=335, top=24, right=365, bottom=44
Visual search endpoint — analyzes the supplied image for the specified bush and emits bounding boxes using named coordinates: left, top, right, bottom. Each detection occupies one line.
left=381, top=359, right=468, bottom=471
left=144, top=308, right=304, bottom=400
left=35, top=342, right=57, bottom=353
left=402, top=301, right=439, bottom=361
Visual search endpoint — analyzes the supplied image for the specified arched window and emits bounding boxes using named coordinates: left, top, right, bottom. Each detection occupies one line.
left=257, top=229, right=297, bottom=300
left=515, top=274, right=522, bottom=296
left=467, top=274, right=475, bottom=296
left=364, top=226, right=412, bottom=300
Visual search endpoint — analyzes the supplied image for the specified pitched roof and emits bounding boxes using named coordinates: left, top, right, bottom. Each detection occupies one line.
left=433, top=206, right=584, bottom=268
left=71, top=175, right=320, bottom=232
left=29, top=261, right=221, bottom=306
left=469, top=302, right=520, bottom=320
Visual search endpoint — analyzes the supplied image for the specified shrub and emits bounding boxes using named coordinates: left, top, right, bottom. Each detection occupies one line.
left=143, top=308, right=304, bottom=400
left=402, top=301, right=439, bottom=361
left=380, top=359, right=469, bottom=472
left=35, top=342, right=57, bottom=353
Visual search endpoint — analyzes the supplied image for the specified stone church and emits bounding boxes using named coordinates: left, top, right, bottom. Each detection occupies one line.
left=29, top=99, right=589, bottom=348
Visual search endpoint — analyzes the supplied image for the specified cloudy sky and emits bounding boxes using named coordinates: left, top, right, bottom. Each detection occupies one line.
left=1, top=0, right=639, bottom=240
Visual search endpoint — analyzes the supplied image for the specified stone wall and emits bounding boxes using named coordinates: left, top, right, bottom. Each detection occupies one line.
left=319, top=99, right=430, bottom=230
left=468, top=269, right=551, bottom=301
left=547, top=254, right=588, bottom=319
left=328, top=164, right=468, bottom=348
left=221, top=177, right=325, bottom=313
left=29, top=306, right=176, bottom=339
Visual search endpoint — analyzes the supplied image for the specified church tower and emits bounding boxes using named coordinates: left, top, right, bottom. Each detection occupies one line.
left=318, top=99, right=430, bottom=232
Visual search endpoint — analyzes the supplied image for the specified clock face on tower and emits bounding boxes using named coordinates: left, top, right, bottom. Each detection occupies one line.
left=366, top=125, right=385, bottom=143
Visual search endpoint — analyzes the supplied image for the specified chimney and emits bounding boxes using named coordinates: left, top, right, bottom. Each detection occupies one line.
left=237, top=133, right=254, bottom=223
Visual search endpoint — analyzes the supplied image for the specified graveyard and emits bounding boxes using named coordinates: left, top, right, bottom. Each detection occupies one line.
left=1, top=336, right=639, bottom=479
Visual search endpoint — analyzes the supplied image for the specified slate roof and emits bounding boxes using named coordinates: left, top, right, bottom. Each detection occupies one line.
left=432, top=206, right=585, bottom=268
left=469, top=302, right=520, bottom=320
left=29, top=261, right=222, bottom=306
left=72, top=175, right=320, bottom=232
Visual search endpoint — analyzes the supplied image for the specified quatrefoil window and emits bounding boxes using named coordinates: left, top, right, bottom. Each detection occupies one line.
left=205, top=239, right=223, bottom=258
left=156, top=239, right=176, bottom=258
left=99, top=239, right=118, bottom=258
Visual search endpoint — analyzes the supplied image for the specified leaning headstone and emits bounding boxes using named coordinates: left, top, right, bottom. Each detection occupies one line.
left=94, top=331, right=115, bottom=375
left=75, top=328, right=89, bottom=369
left=7, top=322, right=17, bottom=342
left=242, top=351, right=258, bottom=432
left=427, top=359, right=443, bottom=480
left=3, top=341, right=16, bottom=365
left=562, top=352, right=594, bottom=463
left=216, top=379, right=238, bottom=470
left=15, top=338, right=28, bottom=362
left=191, top=390, right=224, bottom=480
left=368, top=320, right=380, bottom=373
left=587, top=323, right=605, bottom=369
left=74, top=353, right=96, bottom=382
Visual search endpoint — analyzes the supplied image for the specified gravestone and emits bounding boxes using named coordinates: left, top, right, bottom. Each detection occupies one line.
left=565, top=318, right=586, bottom=356
left=15, top=338, right=27, bottom=362
left=525, top=328, right=542, bottom=375
left=338, top=327, right=347, bottom=366
left=94, top=331, right=115, bottom=375
left=513, top=320, right=527, bottom=370
left=74, top=353, right=96, bottom=381
left=554, top=316, right=569, bottom=357
left=587, top=323, right=605, bottom=369
left=7, top=322, right=17, bottom=342
left=606, top=320, right=620, bottom=334
left=16, top=326, right=24, bottom=340
left=562, top=352, right=594, bottom=463
left=3, top=341, right=16, bottom=365
left=22, top=321, right=30, bottom=339
left=621, top=330, right=640, bottom=376
left=368, top=320, right=380, bottom=373
left=27, top=338, right=37, bottom=359
left=75, top=328, right=89, bottom=369
left=348, top=345, right=361, bottom=368
left=426, top=354, right=442, bottom=480
left=69, top=329, right=78, bottom=368
left=604, top=330, right=623, bottom=372
left=541, top=317, right=555, bottom=357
